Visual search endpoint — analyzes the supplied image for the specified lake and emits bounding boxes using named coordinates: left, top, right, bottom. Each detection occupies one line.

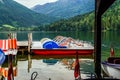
left=0, top=31, right=120, bottom=60
left=0, top=31, right=120, bottom=79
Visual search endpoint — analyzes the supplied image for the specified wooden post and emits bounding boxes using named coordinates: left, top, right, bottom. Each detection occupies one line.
left=13, top=33, right=17, bottom=39
left=8, top=33, right=16, bottom=39
left=94, top=0, right=115, bottom=79
left=28, top=33, right=32, bottom=53
left=94, top=0, right=102, bottom=78
left=28, top=54, right=31, bottom=72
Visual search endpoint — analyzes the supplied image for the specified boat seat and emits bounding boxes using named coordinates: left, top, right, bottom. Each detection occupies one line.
left=114, top=59, right=120, bottom=64
left=107, top=57, right=120, bottom=63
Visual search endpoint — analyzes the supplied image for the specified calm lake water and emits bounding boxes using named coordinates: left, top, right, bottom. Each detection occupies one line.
left=0, top=31, right=120, bottom=59
left=0, top=31, right=120, bottom=79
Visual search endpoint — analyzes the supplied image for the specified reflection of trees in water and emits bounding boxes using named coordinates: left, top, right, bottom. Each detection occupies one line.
left=60, top=58, right=94, bottom=75
left=0, top=55, right=17, bottom=79
left=0, top=33, right=8, bottom=39
left=60, top=59, right=75, bottom=70
left=80, top=59, right=94, bottom=74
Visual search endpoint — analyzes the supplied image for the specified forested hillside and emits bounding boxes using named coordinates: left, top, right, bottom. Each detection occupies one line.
left=33, top=12, right=94, bottom=31
left=0, top=0, right=58, bottom=30
left=101, top=0, right=120, bottom=31
left=33, top=0, right=120, bottom=31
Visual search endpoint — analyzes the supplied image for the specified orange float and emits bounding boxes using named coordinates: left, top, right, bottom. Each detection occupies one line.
left=0, top=67, right=17, bottom=78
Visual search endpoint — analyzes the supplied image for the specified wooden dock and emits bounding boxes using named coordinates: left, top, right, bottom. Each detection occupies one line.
left=17, top=41, right=28, bottom=47
left=17, top=33, right=32, bottom=54
left=17, top=41, right=29, bottom=54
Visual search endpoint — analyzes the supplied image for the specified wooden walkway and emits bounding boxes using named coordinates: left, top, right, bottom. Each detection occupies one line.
left=17, top=33, right=32, bottom=54
left=17, top=41, right=29, bottom=54
left=17, top=41, right=28, bottom=47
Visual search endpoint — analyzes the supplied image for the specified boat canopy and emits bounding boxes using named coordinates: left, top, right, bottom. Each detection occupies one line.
left=0, top=39, right=17, bottom=50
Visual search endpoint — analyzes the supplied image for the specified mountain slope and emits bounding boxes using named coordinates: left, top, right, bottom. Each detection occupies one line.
left=0, top=0, right=58, bottom=27
left=34, top=0, right=120, bottom=31
left=32, top=0, right=94, bottom=18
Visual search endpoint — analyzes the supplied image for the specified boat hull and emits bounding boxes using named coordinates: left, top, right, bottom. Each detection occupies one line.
left=101, top=61, right=120, bottom=79
left=31, top=49, right=94, bottom=58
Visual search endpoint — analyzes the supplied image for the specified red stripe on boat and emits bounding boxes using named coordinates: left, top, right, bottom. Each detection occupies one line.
left=32, top=49, right=94, bottom=56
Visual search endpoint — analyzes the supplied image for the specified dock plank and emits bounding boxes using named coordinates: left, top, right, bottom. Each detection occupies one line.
left=17, top=41, right=28, bottom=46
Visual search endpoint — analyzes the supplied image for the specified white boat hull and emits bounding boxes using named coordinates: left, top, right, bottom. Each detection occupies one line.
left=101, top=61, right=120, bottom=79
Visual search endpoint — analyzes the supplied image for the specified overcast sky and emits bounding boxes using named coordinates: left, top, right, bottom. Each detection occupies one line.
left=14, top=0, right=58, bottom=8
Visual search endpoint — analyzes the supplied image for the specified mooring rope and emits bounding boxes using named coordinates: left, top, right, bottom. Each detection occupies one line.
left=31, top=71, right=38, bottom=80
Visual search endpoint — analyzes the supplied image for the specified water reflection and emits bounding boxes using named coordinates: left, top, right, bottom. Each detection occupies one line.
left=0, top=53, right=94, bottom=80
left=0, top=55, right=17, bottom=80
left=28, top=54, right=32, bottom=73
left=42, top=59, right=58, bottom=65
